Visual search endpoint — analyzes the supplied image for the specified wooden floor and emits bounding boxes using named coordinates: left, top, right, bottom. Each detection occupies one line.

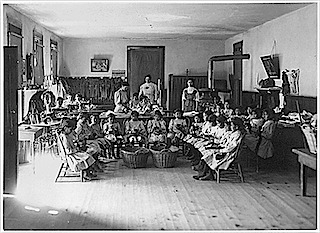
left=3, top=150, right=318, bottom=231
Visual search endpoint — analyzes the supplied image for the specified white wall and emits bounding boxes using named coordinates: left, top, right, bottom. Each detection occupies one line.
left=61, top=38, right=226, bottom=88
left=225, top=4, right=317, bottom=97
left=3, top=5, right=63, bottom=81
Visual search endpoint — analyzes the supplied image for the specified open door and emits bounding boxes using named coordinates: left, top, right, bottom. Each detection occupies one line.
left=3, top=46, right=18, bottom=194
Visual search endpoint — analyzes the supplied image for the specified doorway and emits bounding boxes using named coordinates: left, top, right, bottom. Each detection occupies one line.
left=233, top=41, right=243, bottom=106
left=3, top=46, right=19, bottom=194
left=127, top=46, right=165, bottom=105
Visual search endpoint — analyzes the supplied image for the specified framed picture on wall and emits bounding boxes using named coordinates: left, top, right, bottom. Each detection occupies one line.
left=91, top=59, right=109, bottom=72
left=260, top=55, right=280, bottom=79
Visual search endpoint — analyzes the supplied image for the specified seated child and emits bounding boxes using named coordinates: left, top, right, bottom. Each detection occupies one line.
left=247, top=108, right=264, bottom=135
left=198, top=115, right=228, bottom=153
left=194, top=114, right=217, bottom=149
left=88, top=114, right=104, bottom=138
left=167, top=109, right=188, bottom=145
left=103, top=113, right=122, bottom=143
left=55, top=97, right=64, bottom=108
left=75, top=113, right=94, bottom=140
left=62, top=94, right=73, bottom=108
left=185, top=110, right=214, bottom=145
left=59, top=119, right=98, bottom=180
left=147, top=110, right=167, bottom=144
left=184, top=113, right=203, bottom=143
left=102, top=113, right=123, bottom=158
left=222, top=100, right=234, bottom=118
left=244, top=108, right=276, bottom=159
left=129, top=93, right=140, bottom=111
left=213, top=104, right=222, bottom=117
left=245, top=106, right=255, bottom=121
left=138, top=95, right=152, bottom=115
left=124, top=110, right=147, bottom=145
left=75, top=113, right=110, bottom=159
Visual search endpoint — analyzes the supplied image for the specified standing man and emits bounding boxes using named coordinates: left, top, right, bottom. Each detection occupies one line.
left=114, top=82, right=130, bottom=113
left=139, top=74, right=159, bottom=105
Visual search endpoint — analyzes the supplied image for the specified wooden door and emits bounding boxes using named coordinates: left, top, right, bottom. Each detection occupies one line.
left=233, top=41, right=243, bottom=106
left=3, top=46, right=19, bottom=194
left=127, top=46, right=164, bottom=104
left=8, top=32, right=23, bottom=88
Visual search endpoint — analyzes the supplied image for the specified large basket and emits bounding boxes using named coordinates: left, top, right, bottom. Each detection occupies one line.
left=150, top=144, right=178, bottom=168
left=121, top=146, right=150, bottom=168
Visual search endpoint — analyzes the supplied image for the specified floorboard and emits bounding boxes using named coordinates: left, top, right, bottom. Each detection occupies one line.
left=2, top=150, right=318, bottom=231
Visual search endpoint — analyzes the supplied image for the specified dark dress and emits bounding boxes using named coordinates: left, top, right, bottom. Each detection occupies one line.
left=183, top=89, right=198, bottom=111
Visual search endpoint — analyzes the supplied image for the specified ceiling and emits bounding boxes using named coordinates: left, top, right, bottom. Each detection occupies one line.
left=9, top=1, right=312, bottom=40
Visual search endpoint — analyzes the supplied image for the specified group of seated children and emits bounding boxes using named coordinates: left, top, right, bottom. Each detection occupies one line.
left=57, top=95, right=277, bottom=181
left=129, top=93, right=153, bottom=115
left=182, top=105, right=277, bottom=181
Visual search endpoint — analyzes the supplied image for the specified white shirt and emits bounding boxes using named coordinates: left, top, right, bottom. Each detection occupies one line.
left=139, top=82, right=159, bottom=104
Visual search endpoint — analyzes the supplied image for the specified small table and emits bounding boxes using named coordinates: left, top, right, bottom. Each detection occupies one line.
left=291, top=148, right=317, bottom=196
left=18, top=124, right=44, bottom=174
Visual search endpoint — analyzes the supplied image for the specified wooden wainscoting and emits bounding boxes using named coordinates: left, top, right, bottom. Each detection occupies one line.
left=242, top=91, right=317, bottom=114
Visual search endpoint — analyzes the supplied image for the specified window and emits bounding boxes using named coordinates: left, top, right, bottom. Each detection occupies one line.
left=50, top=40, right=58, bottom=80
left=33, top=31, right=44, bottom=86
left=7, top=19, right=23, bottom=88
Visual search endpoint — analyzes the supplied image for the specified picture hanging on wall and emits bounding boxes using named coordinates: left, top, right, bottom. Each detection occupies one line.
left=260, top=55, right=280, bottom=79
left=91, top=59, right=109, bottom=72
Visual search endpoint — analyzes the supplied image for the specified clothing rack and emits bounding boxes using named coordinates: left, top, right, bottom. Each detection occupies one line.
left=58, top=76, right=123, bottom=104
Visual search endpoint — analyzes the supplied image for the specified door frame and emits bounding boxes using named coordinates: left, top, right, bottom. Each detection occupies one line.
left=233, top=41, right=243, bottom=106
left=3, top=46, right=19, bottom=194
left=127, top=46, right=165, bottom=105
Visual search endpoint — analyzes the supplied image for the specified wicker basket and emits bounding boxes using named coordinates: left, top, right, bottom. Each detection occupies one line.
left=121, top=146, right=150, bottom=168
left=150, top=144, right=178, bottom=168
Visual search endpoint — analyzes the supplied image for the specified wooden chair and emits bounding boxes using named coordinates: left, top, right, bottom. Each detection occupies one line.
left=215, top=135, right=245, bottom=183
left=55, top=131, right=84, bottom=182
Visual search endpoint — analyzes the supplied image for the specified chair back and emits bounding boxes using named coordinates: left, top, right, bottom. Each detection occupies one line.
left=55, top=131, right=68, bottom=161
left=233, top=134, right=246, bottom=162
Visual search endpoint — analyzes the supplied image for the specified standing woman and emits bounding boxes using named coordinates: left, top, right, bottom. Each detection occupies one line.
left=182, top=79, right=200, bottom=112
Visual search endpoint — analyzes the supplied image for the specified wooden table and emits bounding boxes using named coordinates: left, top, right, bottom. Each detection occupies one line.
left=18, top=124, right=44, bottom=174
left=291, top=148, right=317, bottom=196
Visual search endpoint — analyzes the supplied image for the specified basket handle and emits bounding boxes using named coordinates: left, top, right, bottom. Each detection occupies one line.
left=135, top=147, right=150, bottom=155
left=160, top=149, right=171, bottom=154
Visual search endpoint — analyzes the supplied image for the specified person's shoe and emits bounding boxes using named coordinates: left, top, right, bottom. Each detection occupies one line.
left=191, top=165, right=199, bottom=171
left=199, top=172, right=214, bottom=181
left=83, top=175, right=92, bottom=181
left=89, top=171, right=97, bottom=177
left=192, top=175, right=201, bottom=180
left=192, top=162, right=203, bottom=171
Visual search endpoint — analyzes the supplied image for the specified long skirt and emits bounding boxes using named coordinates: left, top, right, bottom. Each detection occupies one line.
left=66, top=152, right=96, bottom=172
left=244, top=133, right=274, bottom=159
